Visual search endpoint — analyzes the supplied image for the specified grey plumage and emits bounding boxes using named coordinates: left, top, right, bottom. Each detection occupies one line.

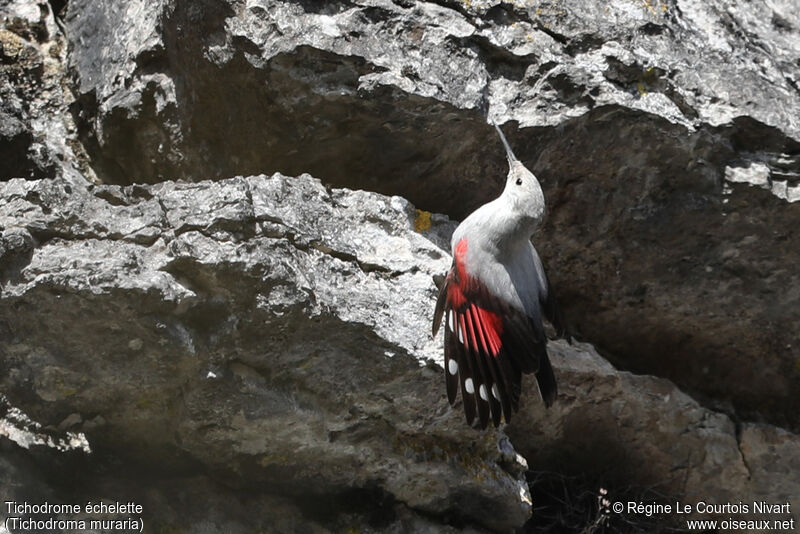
left=433, top=124, right=564, bottom=429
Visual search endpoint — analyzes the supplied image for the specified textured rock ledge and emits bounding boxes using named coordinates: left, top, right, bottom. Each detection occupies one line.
left=59, top=0, right=800, bottom=430
left=1, top=175, right=797, bottom=531
left=510, top=343, right=799, bottom=518
left=0, top=173, right=529, bottom=532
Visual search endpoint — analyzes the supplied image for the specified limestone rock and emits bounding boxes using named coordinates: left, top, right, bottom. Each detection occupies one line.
left=0, top=0, right=89, bottom=183
left=0, top=416, right=490, bottom=534
left=509, top=341, right=799, bottom=523
left=2, top=0, right=799, bottom=530
left=61, top=0, right=800, bottom=429
left=2, top=174, right=797, bottom=531
left=0, top=174, right=528, bottom=532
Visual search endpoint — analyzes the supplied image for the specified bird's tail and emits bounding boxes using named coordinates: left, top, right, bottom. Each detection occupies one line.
left=536, top=351, right=558, bottom=407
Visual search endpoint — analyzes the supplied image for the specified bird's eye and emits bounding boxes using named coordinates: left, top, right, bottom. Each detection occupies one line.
left=516, top=178, right=523, bottom=185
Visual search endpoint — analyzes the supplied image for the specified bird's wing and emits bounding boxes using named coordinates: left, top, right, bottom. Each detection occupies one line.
left=540, top=269, right=567, bottom=338
left=433, top=258, right=552, bottom=429
left=530, top=245, right=567, bottom=339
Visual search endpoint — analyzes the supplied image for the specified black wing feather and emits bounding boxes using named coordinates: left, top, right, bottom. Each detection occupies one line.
left=433, top=259, right=559, bottom=428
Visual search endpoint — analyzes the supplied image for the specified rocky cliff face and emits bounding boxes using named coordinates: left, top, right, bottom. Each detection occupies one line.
left=1, top=0, right=798, bottom=532
left=60, top=0, right=800, bottom=430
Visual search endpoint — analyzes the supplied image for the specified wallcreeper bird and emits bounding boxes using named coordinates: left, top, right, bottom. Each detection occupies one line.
left=432, top=124, right=565, bottom=429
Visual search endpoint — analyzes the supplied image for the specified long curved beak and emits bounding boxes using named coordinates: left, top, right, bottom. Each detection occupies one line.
left=494, top=124, right=518, bottom=164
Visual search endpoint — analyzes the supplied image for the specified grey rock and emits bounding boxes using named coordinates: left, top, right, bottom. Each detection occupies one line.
left=2, top=174, right=798, bottom=531
left=0, top=396, right=492, bottom=534
left=737, top=423, right=800, bottom=510
left=0, top=0, right=90, bottom=184
left=0, top=226, right=34, bottom=281
left=1, top=395, right=90, bottom=452
left=0, top=174, right=528, bottom=532
left=62, top=0, right=800, bottom=429
left=0, top=445, right=59, bottom=521
left=0, top=444, right=491, bottom=534
left=508, top=341, right=799, bottom=524
left=2, top=0, right=800, bottom=529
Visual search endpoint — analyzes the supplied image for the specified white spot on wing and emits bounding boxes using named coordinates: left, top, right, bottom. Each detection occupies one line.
left=465, top=378, right=475, bottom=394
left=492, top=384, right=500, bottom=400
left=448, top=310, right=454, bottom=332
left=479, top=384, right=488, bottom=401
left=457, top=324, right=464, bottom=344
left=448, top=359, right=458, bottom=375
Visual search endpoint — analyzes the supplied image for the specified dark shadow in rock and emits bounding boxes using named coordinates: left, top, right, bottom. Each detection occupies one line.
left=66, top=0, right=507, bottom=220
left=516, top=107, right=800, bottom=432
left=0, top=228, right=34, bottom=286
left=0, top=112, right=54, bottom=181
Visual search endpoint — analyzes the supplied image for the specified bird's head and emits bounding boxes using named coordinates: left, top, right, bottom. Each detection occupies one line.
left=494, top=124, right=546, bottom=228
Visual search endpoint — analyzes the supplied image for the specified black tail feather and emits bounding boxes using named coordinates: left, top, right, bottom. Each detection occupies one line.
left=535, top=351, right=558, bottom=407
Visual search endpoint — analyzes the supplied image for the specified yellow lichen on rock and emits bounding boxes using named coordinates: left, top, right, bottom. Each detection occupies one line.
left=0, top=29, right=25, bottom=57
left=414, top=209, right=432, bottom=233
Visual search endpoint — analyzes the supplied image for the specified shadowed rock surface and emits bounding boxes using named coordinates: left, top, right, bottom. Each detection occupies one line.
left=509, top=343, right=798, bottom=515
left=1, top=0, right=799, bottom=531
left=1, top=175, right=798, bottom=531
left=0, top=420, right=491, bottom=534
left=0, top=174, right=530, bottom=532
left=60, top=0, right=800, bottom=429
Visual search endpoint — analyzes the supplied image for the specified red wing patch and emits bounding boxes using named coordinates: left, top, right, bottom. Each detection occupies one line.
left=432, top=239, right=556, bottom=429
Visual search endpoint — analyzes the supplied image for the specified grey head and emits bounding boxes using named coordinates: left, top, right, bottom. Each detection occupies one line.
left=494, top=124, right=546, bottom=228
